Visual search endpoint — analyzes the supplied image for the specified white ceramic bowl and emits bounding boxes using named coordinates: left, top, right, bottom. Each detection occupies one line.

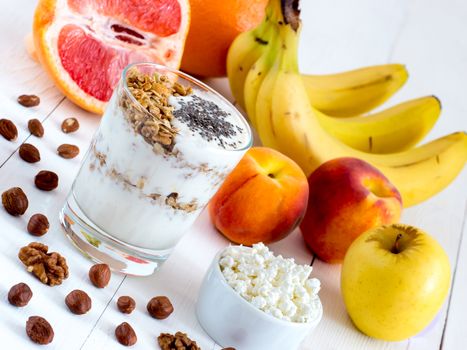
left=196, top=247, right=323, bottom=350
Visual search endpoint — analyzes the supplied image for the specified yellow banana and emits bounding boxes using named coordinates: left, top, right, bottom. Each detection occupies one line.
left=316, top=96, right=441, bottom=153
left=227, top=14, right=275, bottom=110
left=228, top=26, right=407, bottom=117
left=243, top=27, right=279, bottom=129
left=303, top=64, right=409, bottom=117
left=255, top=5, right=467, bottom=207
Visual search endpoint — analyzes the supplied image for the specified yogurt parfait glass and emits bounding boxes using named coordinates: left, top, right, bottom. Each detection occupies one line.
left=60, top=63, right=252, bottom=276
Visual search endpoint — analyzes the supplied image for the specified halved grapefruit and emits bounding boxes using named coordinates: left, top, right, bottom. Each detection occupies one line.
left=33, top=0, right=190, bottom=114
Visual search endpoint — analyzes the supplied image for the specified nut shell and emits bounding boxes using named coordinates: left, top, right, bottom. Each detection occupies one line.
left=117, top=296, right=136, bottom=314
left=115, top=322, right=137, bottom=346
left=61, top=117, right=79, bottom=133
left=65, top=290, right=92, bottom=315
left=115, top=322, right=138, bottom=346
left=18, top=94, right=40, bottom=107
left=8, top=282, right=33, bottom=307
left=158, top=332, right=200, bottom=350
left=26, top=316, right=54, bottom=345
left=89, top=263, right=111, bottom=288
left=27, top=213, right=50, bottom=236
left=18, top=242, right=69, bottom=286
left=19, top=143, right=41, bottom=163
left=57, top=144, right=80, bottom=159
left=2, top=187, right=28, bottom=216
left=147, top=296, right=174, bottom=319
left=0, top=119, right=18, bottom=141
left=28, top=118, right=44, bottom=137
left=34, top=170, right=59, bottom=191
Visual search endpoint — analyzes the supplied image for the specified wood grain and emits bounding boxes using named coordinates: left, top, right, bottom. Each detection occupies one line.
left=0, top=0, right=465, bottom=349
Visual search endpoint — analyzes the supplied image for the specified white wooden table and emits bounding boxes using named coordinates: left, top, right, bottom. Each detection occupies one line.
left=1, top=0, right=466, bottom=349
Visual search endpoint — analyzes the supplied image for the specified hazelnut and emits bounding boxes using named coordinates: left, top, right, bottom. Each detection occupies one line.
left=147, top=296, right=174, bottom=319
left=115, top=322, right=137, bottom=346
left=27, top=213, right=50, bottom=236
left=117, top=296, right=136, bottom=314
left=57, top=144, right=80, bottom=159
left=28, top=118, right=44, bottom=137
left=0, top=118, right=18, bottom=141
left=19, top=143, right=41, bottom=163
left=2, top=187, right=28, bottom=216
left=8, top=282, right=33, bottom=307
left=89, top=263, right=111, bottom=288
left=65, top=289, right=92, bottom=315
left=18, top=94, right=40, bottom=107
left=34, top=170, right=59, bottom=191
left=61, top=117, right=79, bottom=133
left=26, top=316, right=54, bottom=345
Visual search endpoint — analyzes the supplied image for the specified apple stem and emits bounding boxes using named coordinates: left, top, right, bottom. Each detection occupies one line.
left=391, top=233, right=403, bottom=254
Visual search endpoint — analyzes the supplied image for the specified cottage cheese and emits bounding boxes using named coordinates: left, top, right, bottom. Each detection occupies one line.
left=219, top=243, right=321, bottom=323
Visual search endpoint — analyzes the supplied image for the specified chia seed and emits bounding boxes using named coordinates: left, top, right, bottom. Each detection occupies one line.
left=173, top=95, right=242, bottom=149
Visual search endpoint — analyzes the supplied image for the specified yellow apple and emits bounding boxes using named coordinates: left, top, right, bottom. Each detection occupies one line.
left=341, top=224, right=451, bottom=341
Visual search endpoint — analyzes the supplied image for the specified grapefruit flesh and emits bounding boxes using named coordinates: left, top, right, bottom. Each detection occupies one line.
left=33, top=0, right=190, bottom=114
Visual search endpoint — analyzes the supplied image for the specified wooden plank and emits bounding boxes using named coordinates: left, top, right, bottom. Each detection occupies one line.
left=386, top=1, right=467, bottom=349
left=0, top=99, right=122, bottom=350
left=0, top=0, right=64, bottom=164
left=0, top=0, right=465, bottom=349
left=441, top=205, right=467, bottom=349
left=81, top=212, right=221, bottom=349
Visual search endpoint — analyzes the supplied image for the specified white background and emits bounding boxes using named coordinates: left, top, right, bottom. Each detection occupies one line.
left=0, top=0, right=466, bottom=349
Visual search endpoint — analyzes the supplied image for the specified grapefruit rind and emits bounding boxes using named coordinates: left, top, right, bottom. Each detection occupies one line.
left=33, top=0, right=190, bottom=115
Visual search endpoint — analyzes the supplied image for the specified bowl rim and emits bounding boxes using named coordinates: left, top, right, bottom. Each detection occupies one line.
left=120, top=62, right=253, bottom=152
left=212, top=245, right=323, bottom=329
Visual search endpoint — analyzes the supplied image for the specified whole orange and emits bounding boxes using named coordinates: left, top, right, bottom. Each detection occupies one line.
left=181, top=0, right=268, bottom=77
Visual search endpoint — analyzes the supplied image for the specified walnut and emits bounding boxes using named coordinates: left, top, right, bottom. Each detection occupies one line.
left=157, top=332, right=200, bottom=350
left=165, top=192, right=198, bottom=213
left=18, top=242, right=69, bottom=286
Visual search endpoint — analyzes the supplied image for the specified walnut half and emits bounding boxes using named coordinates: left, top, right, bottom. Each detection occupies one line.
left=18, top=242, right=69, bottom=286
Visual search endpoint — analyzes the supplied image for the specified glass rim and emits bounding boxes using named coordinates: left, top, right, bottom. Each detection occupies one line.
left=121, top=62, right=253, bottom=152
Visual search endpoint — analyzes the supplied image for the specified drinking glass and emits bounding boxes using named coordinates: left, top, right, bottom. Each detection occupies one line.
left=60, top=63, right=252, bottom=276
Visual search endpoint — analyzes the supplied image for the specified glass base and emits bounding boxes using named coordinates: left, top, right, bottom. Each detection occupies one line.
left=60, top=193, right=172, bottom=276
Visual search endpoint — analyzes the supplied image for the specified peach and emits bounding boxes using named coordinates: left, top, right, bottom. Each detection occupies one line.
left=300, top=157, right=402, bottom=263
left=209, top=147, right=309, bottom=245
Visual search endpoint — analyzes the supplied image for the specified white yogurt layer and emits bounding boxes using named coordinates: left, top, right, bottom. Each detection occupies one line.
left=72, top=86, right=249, bottom=250
left=220, top=243, right=321, bottom=323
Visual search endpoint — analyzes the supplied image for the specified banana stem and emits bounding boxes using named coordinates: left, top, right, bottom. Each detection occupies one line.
left=281, top=0, right=301, bottom=31
left=265, top=0, right=286, bottom=24
left=277, top=17, right=301, bottom=72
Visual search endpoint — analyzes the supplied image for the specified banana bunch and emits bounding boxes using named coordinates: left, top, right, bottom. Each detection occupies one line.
left=226, top=0, right=467, bottom=207
left=227, top=0, right=441, bottom=154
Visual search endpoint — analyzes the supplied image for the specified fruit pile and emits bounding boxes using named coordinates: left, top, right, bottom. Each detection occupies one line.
left=32, top=0, right=190, bottom=114
left=24, top=0, right=465, bottom=344
left=226, top=0, right=467, bottom=208
left=210, top=0, right=463, bottom=342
